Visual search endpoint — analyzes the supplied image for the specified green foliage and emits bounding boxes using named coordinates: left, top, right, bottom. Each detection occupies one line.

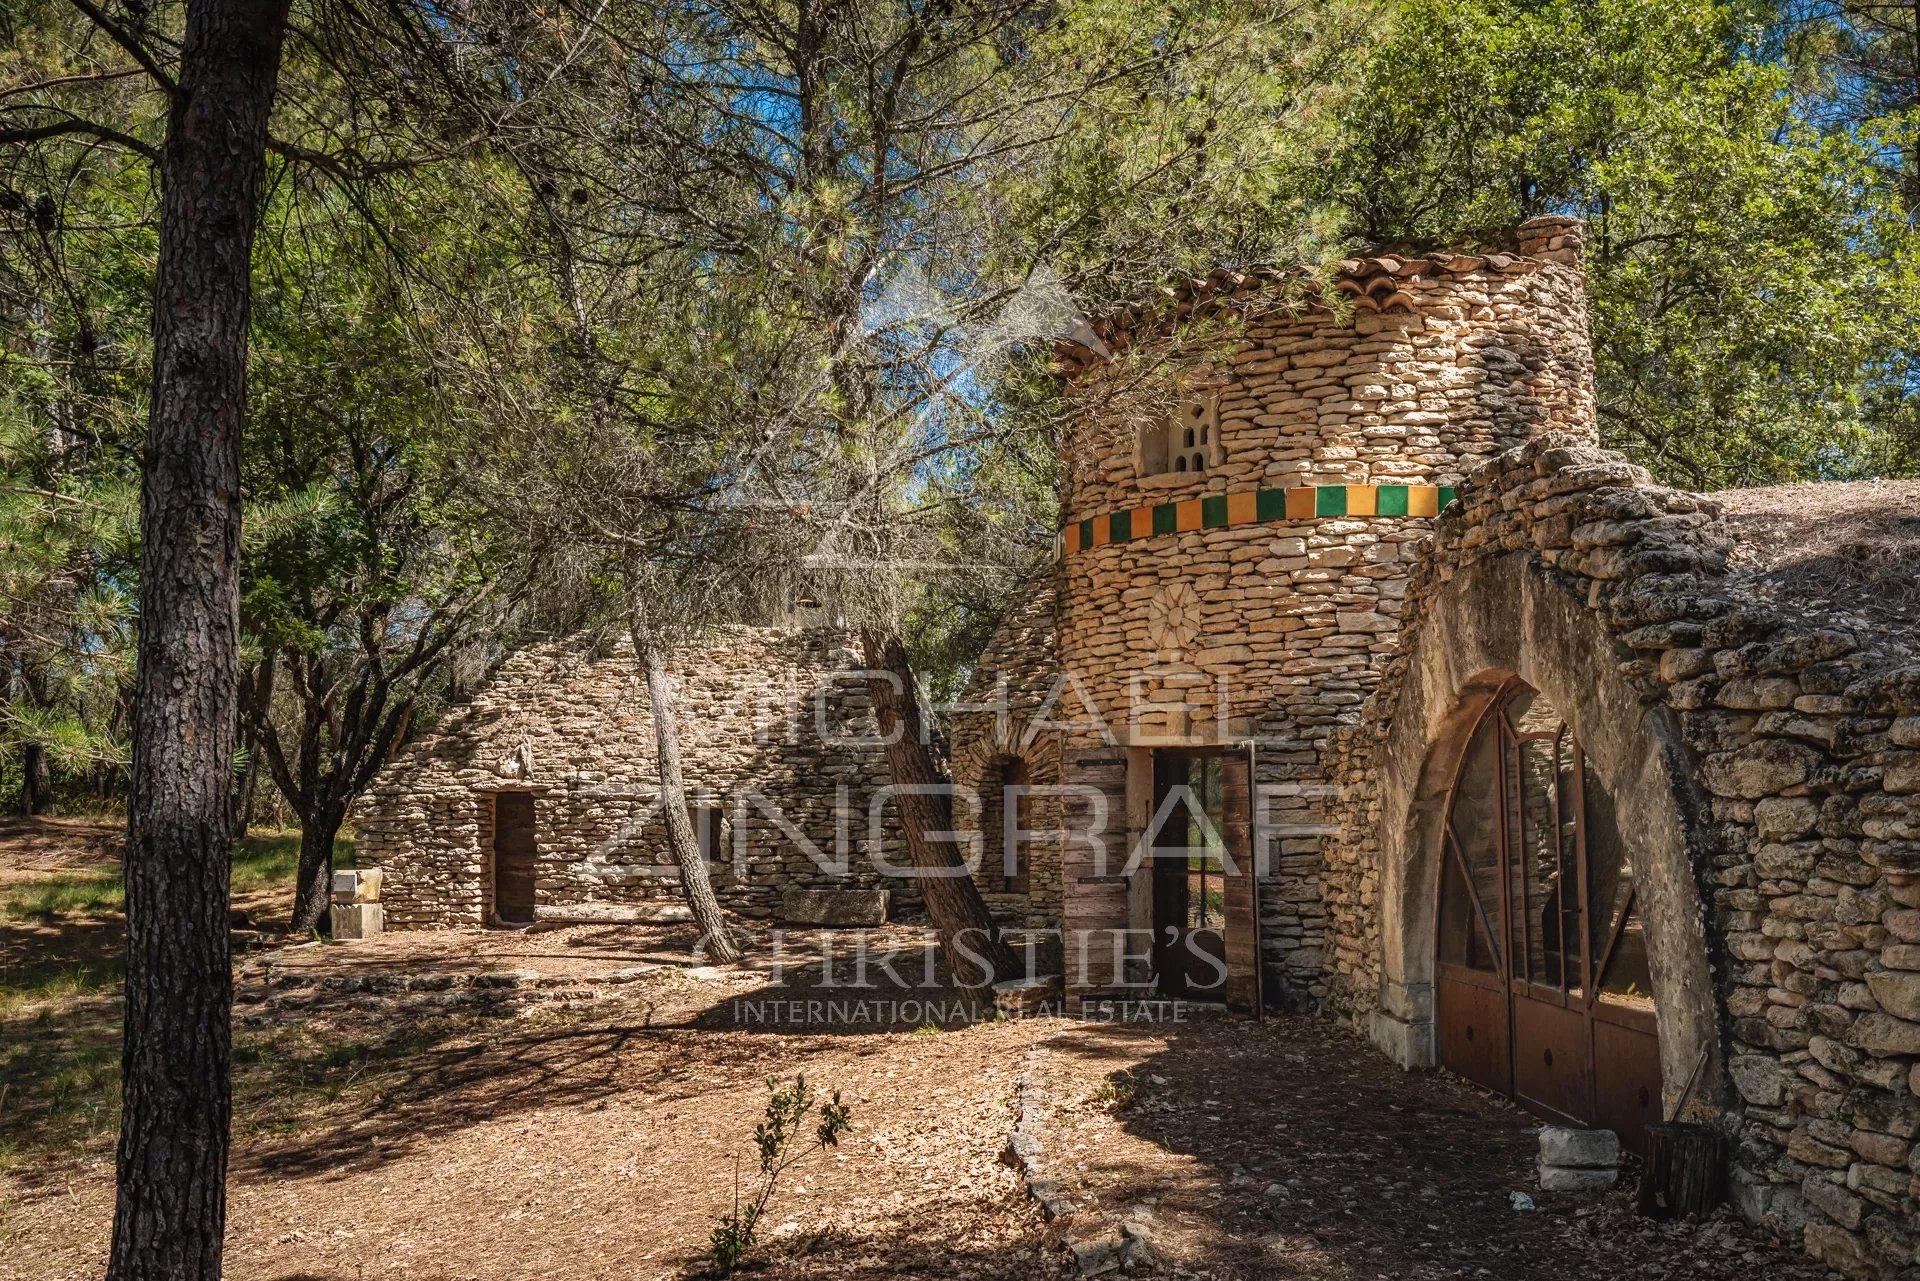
left=710, top=1074, right=853, bottom=1276
left=1312, top=0, right=1920, bottom=486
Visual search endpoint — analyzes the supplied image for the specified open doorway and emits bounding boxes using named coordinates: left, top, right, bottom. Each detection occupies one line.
left=1149, top=751, right=1230, bottom=999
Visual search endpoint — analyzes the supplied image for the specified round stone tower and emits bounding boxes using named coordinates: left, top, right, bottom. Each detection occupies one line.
left=1045, top=215, right=1596, bottom=1006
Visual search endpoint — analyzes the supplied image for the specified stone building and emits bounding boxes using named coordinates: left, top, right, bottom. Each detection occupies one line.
left=951, top=215, right=1920, bottom=1276
left=358, top=627, right=964, bottom=928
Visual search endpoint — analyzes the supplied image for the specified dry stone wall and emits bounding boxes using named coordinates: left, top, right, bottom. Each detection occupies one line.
left=1327, top=432, right=1920, bottom=1278
left=356, top=627, right=920, bottom=927
left=1048, top=217, right=1596, bottom=1001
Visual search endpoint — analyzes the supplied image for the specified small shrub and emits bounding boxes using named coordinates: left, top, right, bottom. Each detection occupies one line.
left=1090, top=1068, right=1138, bottom=1111
left=709, top=1074, right=852, bottom=1276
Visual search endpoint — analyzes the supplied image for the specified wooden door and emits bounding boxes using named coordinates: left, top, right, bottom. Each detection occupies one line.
left=493, top=791, right=537, bottom=924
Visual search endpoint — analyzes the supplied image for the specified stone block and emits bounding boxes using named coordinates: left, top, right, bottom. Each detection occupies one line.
left=331, top=867, right=384, bottom=903
left=1849, top=1012, right=1920, bottom=1057
left=780, top=888, right=890, bottom=926
left=1731, top=1055, right=1786, bottom=1107
left=1804, top=1223, right=1876, bottom=1280
left=1538, top=1126, right=1620, bottom=1168
left=1865, top=968, right=1920, bottom=1021
left=1537, top=1163, right=1617, bottom=1193
left=331, top=902, right=383, bottom=940
left=1702, top=740, right=1824, bottom=798
left=1803, top=1174, right=1867, bottom=1229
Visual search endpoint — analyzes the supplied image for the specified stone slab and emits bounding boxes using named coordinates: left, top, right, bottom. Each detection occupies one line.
left=534, top=902, right=693, bottom=924
left=994, top=974, right=1065, bottom=1015
left=1538, top=1126, right=1621, bottom=1169
left=330, top=868, right=383, bottom=903
left=1537, top=1163, right=1618, bottom=1193
left=780, top=888, right=890, bottom=926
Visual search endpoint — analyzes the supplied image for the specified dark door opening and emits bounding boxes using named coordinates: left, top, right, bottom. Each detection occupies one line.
left=1150, top=751, right=1229, bottom=999
left=493, top=791, right=538, bottom=924
left=1434, top=679, right=1662, bottom=1152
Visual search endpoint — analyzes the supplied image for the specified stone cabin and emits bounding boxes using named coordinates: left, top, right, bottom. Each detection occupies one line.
left=359, top=627, right=978, bottom=928
left=949, top=216, right=1920, bottom=1277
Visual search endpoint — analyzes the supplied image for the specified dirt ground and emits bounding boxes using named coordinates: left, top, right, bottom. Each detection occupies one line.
left=1028, top=1016, right=1825, bottom=1281
left=0, top=822, right=1833, bottom=1281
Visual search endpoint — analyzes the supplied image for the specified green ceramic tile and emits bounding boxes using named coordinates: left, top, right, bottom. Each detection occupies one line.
left=1201, top=495, right=1229, bottom=528
left=1439, top=486, right=1458, bottom=511
left=1255, top=488, right=1288, bottom=521
left=1153, top=503, right=1178, bottom=535
left=1079, top=517, right=1094, bottom=547
left=1110, top=509, right=1131, bottom=541
left=1314, top=485, right=1348, bottom=517
left=1376, top=484, right=1409, bottom=516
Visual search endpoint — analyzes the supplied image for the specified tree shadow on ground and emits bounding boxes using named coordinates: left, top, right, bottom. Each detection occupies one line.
left=234, top=947, right=990, bottom=1183
left=1048, top=1014, right=1820, bottom=1281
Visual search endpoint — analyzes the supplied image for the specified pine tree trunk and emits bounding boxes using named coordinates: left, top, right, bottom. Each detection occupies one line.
left=109, top=3, right=291, bottom=1279
left=20, top=742, right=53, bottom=816
left=288, top=802, right=344, bottom=936
left=859, top=626, right=1015, bottom=991
left=624, top=583, right=741, bottom=964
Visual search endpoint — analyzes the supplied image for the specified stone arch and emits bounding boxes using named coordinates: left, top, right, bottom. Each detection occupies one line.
left=951, top=715, right=1062, bottom=931
left=1368, top=552, right=1723, bottom=1121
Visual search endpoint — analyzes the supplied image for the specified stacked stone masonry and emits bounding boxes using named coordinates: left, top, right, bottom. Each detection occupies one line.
left=358, top=628, right=939, bottom=927
left=1327, top=431, right=1920, bottom=1278
left=1040, top=217, right=1597, bottom=1005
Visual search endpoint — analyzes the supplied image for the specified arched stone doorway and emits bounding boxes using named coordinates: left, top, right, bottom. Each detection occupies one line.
left=1366, top=555, right=1723, bottom=1140
left=1434, top=676, right=1663, bottom=1151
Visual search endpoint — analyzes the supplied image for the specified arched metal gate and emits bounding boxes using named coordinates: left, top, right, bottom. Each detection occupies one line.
left=1434, top=679, right=1664, bottom=1152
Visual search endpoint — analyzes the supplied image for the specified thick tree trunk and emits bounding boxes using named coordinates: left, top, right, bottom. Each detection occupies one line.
left=624, top=585, right=741, bottom=964
left=109, top=4, right=291, bottom=1280
left=859, top=626, right=1015, bottom=991
left=20, top=742, right=54, bottom=816
left=288, top=801, right=344, bottom=936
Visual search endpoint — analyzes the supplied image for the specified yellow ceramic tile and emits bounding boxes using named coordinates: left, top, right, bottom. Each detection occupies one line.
left=1226, top=491, right=1258, bottom=525
left=1090, top=517, right=1112, bottom=546
left=1132, top=505, right=1158, bottom=539
left=1347, top=485, right=1378, bottom=516
left=1175, top=499, right=1204, bottom=532
left=1407, top=486, right=1439, bottom=517
left=1284, top=487, right=1316, bottom=520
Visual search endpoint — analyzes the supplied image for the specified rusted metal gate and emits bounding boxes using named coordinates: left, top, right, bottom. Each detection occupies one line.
left=1434, top=679, right=1662, bottom=1152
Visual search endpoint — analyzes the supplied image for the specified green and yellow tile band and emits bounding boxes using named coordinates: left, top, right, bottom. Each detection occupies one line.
left=1057, top=483, right=1457, bottom=557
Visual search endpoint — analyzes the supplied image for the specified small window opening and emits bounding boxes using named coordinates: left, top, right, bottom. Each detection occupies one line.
left=1137, top=391, right=1222, bottom=478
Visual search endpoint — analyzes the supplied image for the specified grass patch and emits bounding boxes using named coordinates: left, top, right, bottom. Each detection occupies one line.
left=2, top=872, right=122, bottom=921
left=0, top=960, right=125, bottom=1020
left=0, top=829, right=342, bottom=922
left=0, top=824, right=362, bottom=1172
